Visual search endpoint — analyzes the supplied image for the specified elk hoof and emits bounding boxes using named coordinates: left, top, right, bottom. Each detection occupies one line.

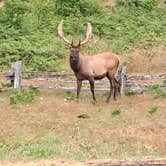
left=76, top=98, right=80, bottom=103
left=106, top=100, right=109, bottom=104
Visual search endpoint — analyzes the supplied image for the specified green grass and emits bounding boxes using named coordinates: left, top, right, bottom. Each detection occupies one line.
left=125, top=88, right=137, bottom=96
left=1, top=83, right=12, bottom=88
left=97, top=105, right=103, bottom=112
left=0, top=134, right=62, bottom=160
left=65, top=91, right=76, bottom=101
left=148, top=85, right=166, bottom=98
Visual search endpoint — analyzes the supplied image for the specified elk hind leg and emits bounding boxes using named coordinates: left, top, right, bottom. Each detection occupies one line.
left=89, top=78, right=96, bottom=101
left=106, top=76, right=112, bottom=103
left=112, top=76, right=117, bottom=100
left=115, top=78, right=121, bottom=96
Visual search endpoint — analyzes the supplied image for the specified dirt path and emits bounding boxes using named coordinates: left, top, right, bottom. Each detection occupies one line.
left=1, top=158, right=166, bottom=166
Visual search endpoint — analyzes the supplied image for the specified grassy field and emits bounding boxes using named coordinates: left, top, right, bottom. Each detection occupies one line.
left=0, top=89, right=165, bottom=161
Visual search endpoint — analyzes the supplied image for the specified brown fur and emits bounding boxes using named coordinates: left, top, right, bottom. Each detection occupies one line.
left=76, top=52, right=119, bottom=80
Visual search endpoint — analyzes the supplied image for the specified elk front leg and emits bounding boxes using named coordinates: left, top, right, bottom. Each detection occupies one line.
left=76, top=79, right=82, bottom=101
left=89, top=79, right=96, bottom=101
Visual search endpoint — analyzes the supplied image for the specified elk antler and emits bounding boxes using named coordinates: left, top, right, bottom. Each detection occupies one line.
left=58, top=20, right=72, bottom=45
left=80, top=22, right=92, bottom=46
left=0, top=0, right=4, bottom=8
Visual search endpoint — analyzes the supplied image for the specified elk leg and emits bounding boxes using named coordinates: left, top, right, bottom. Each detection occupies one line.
left=106, top=78, right=112, bottom=103
left=76, top=79, right=82, bottom=101
left=115, top=78, right=121, bottom=96
left=112, top=77, right=117, bottom=100
left=89, top=79, right=96, bottom=101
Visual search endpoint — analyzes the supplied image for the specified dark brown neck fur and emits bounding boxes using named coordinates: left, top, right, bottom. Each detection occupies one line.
left=70, top=57, right=79, bottom=72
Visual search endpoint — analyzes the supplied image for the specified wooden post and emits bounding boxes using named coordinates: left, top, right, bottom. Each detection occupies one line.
left=120, top=66, right=127, bottom=95
left=11, top=61, right=22, bottom=89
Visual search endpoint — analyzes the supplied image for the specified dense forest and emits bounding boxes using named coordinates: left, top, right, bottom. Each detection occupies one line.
left=0, top=0, right=166, bottom=71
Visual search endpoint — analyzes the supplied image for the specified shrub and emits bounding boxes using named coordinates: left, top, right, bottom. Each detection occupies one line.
left=125, top=88, right=137, bottom=96
left=97, top=105, right=103, bottom=112
left=148, top=104, right=159, bottom=115
left=65, top=91, right=75, bottom=101
left=148, top=85, right=166, bottom=98
left=111, top=107, right=122, bottom=116
left=55, top=0, right=104, bottom=17
left=1, top=83, right=12, bottom=88
left=116, top=0, right=160, bottom=10
left=10, top=86, right=39, bottom=104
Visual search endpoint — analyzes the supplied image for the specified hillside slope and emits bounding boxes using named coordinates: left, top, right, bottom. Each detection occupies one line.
left=0, top=0, right=165, bottom=72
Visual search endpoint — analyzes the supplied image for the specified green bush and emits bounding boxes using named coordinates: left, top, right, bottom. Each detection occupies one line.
left=10, top=86, right=39, bottom=104
left=97, top=105, right=103, bottom=112
left=65, top=91, right=76, bottom=101
left=55, top=0, right=104, bottom=17
left=148, top=85, right=166, bottom=98
left=116, top=0, right=160, bottom=10
left=111, top=107, right=122, bottom=116
left=125, top=88, right=137, bottom=96
left=148, top=104, right=159, bottom=115
left=1, top=83, right=12, bottom=88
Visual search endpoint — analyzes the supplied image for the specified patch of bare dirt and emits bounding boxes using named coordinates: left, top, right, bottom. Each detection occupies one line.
left=0, top=159, right=83, bottom=166
left=1, top=158, right=166, bottom=166
left=100, top=0, right=116, bottom=7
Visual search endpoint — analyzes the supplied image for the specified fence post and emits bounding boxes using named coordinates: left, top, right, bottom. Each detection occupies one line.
left=11, top=61, right=22, bottom=89
left=120, top=66, right=127, bottom=95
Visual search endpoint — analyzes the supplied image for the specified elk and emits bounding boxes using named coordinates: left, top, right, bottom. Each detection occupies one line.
left=58, top=20, right=120, bottom=103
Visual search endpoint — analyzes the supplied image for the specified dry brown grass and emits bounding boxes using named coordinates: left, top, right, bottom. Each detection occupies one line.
left=100, top=0, right=116, bottom=7
left=0, top=90, right=166, bottom=163
left=121, top=46, right=166, bottom=74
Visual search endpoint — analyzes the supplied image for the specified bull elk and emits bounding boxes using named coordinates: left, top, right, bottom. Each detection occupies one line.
left=58, top=20, right=120, bottom=103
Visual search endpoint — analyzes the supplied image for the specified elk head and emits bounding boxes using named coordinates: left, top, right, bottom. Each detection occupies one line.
left=58, top=20, right=92, bottom=63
